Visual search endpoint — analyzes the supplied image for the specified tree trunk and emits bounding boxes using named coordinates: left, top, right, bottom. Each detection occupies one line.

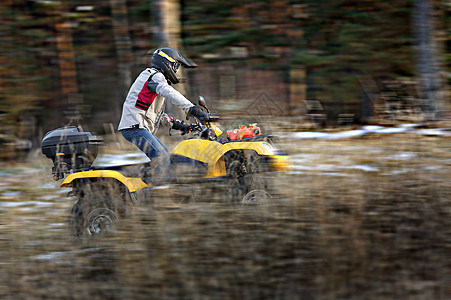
left=110, top=0, right=133, bottom=118
left=153, top=0, right=187, bottom=120
left=55, top=21, right=82, bottom=124
left=412, top=0, right=441, bottom=119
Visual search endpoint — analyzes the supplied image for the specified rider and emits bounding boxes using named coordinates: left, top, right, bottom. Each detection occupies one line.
left=118, top=48, right=209, bottom=171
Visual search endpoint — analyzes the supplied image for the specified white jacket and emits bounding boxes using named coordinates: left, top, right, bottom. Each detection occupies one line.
left=118, top=68, right=194, bottom=133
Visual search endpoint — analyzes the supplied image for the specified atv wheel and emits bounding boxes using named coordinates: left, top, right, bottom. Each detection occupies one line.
left=241, top=155, right=272, bottom=205
left=224, top=151, right=272, bottom=204
left=85, top=207, right=117, bottom=236
left=69, top=199, right=120, bottom=237
left=68, top=180, right=129, bottom=238
left=224, top=158, right=248, bottom=203
left=242, top=189, right=272, bottom=205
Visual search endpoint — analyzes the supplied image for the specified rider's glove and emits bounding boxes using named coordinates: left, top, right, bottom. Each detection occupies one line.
left=161, top=113, right=173, bottom=126
left=188, top=105, right=210, bottom=123
left=171, top=119, right=192, bottom=135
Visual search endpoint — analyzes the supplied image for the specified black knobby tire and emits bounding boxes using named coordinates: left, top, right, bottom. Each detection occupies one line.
left=68, top=180, right=129, bottom=238
left=224, top=151, right=272, bottom=205
left=241, top=154, right=272, bottom=205
left=69, top=199, right=119, bottom=237
left=223, top=151, right=248, bottom=203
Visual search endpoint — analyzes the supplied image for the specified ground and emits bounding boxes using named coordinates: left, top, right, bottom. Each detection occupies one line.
left=0, top=123, right=449, bottom=299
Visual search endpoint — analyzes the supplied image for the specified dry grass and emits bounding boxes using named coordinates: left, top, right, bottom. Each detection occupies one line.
left=0, top=128, right=450, bottom=299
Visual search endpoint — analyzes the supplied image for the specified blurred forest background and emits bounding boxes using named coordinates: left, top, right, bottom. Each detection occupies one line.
left=0, top=0, right=449, bottom=156
left=1, top=2, right=450, bottom=299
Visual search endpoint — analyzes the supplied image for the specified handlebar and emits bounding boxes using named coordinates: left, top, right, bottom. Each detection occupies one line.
left=189, top=115, right=220, bottom=126
left=186, top=115, right=222, bottom=140
left=207, top=115, right=221, bottom=123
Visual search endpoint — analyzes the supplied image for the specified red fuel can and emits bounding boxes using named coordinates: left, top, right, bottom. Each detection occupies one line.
left=227, top=124, right=262, bottom=140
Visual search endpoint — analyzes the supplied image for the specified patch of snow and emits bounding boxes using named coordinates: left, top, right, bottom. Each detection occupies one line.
left=371, top=127, right=409, bottom=134
left=283, top=130, right=367, bottom=140
left=32, top=201, right=54, bottom=207
left=35, top=251, right=67, bottom=261
left=48, top=223, right=65, bottom=227
left=321, top=172, right=349, bottom=177
left=284, top=132, right=330, bottom=139
left=285, top=171, right=305, bottom=175
left=290, top=165, right=315, bottom=171
left=417, top=128, right=451, bottom=136
left=348, top=164, right=379, bottom=172
left=0, top=200, right=54, bottom=208
left=0, top=201, right=26, bottom=207
left=383, top=169, right=409, bottom=176
left=424, top=165, right=442, bottom=171
left=362, top=125, right=384, bottom=132
left=289, top=153, right=320, bottom=164
left=398, top=123, right=423, bottom=129
left=37, top=194, right=59, bottom=201
left=1, top=191, right=21, bottom=198
left=289, top=161, right=379, bottom=173
left=325, top=130, right=367, bottom=139
left=38, top=183, right=60, bottom=190
left=385, top=152, right=417, bottom=160
left=283, top=124, right=448, bottom=141
left=316, top=164, right=341, bottom=171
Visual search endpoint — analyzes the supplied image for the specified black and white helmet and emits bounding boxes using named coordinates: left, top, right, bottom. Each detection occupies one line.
left=150, top=48, right=197, bottom=84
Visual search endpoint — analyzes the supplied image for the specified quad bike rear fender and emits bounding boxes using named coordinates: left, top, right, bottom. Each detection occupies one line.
left=60, top=170, right=147, bottom=193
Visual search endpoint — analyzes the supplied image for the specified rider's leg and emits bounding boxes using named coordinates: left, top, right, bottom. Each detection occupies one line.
left=120, top=128, right=169, bottom=159
left=120, top=128, right=171, bottom=181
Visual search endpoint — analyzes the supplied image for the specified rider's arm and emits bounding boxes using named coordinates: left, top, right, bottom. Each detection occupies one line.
left=148, top=72, right=194, bottom=112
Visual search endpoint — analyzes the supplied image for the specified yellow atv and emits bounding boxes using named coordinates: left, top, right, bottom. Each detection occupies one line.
left=41, top=99, right=289, bottom=237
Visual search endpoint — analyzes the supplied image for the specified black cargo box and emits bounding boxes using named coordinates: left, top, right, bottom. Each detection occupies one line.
left=42, top=126, right=102, bottom=179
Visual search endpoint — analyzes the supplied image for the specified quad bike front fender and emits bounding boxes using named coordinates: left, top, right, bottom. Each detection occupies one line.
left=225, top=142, right=290, bottom=172
left=60, top=170, right=147, bottom=193
left=172, top=139, right=289, bottom=176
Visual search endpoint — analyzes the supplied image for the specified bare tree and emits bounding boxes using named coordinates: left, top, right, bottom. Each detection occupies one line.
left=110, top=0, right=133, bottom=117
left=153, top=0, right=187, bottom=120
left=55, top=20, right=82, bottom=124
left=412, top=0, right=441, bottom=119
